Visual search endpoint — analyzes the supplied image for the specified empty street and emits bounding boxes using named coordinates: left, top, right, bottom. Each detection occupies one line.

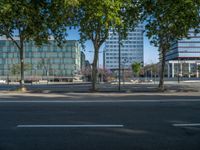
left=0, top=94, right=200, bottom=150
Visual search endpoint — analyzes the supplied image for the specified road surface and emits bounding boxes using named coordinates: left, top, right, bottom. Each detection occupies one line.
left=0, top=96, right=200, bottom=150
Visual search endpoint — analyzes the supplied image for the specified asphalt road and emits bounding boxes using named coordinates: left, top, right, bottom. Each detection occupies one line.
left=0, top=97, right=200, bottom=150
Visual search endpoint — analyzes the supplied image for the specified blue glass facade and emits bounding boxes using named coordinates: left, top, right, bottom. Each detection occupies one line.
left=0, top=37, right=81, bottom=81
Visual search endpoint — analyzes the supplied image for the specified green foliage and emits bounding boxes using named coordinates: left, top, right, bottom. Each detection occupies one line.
left=0, top=0, right=74, bottom=87
left=10, top=63, right=32, bottom=76
left=0, top=0, right=69, bottom=46
left=198, top=65, right=200, bottom=71
left=143, top=0, right=200, bottom=89
left=131, top=62, right=141, bottom=77
left=77, top=0, right=141, bottom=46
left=75, top=0, right=142, bottom=90
left=144, top=0, right=200, bottom=48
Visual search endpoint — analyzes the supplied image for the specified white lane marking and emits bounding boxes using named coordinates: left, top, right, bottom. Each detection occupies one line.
left=173, top=123, right=200, bottom=127
left=17, top=124, right=124, bottom=128
left=0, top=99, right=200, bottom=103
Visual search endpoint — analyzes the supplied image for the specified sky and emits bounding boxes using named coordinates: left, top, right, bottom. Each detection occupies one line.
left=67, top=29, right=159, bottom=67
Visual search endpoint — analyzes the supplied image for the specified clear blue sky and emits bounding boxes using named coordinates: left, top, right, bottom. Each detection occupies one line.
left=67, top=29, right=159, bottom=67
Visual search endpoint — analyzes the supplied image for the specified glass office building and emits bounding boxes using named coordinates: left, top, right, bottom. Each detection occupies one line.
left=0, top=36, right=81, bottom=81
left=104, top=24, right=144, bottom=71
left=165, top=30, right=200, bottom=78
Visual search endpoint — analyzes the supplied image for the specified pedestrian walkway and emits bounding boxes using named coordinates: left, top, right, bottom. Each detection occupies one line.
left=0, top=82, right=199, bottom=93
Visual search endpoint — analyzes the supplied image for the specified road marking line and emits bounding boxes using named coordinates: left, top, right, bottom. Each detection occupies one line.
left=173, top=123, right=200, bottom=127
left=17, top=124, right=124, bottom=128
left=0, top=99, right=200, bottom=103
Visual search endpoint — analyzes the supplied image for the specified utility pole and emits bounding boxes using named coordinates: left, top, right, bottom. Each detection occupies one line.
left=118, top=32, right=121, bottom=91
left=6, top=52, right=9, bottom=85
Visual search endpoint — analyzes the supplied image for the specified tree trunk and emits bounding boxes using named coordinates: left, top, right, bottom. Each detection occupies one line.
left=92, top=45, right=99, bottom=91
left=159, top=48, right=166, bottom=91
left=19, top=41, right=24, bottom=89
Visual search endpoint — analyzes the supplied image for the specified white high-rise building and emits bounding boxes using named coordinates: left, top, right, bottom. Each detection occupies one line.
left=103, top=24, right=144, bottom=71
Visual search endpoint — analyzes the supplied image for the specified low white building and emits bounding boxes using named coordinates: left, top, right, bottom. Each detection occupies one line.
left=166, top=60, right=200, bottom=78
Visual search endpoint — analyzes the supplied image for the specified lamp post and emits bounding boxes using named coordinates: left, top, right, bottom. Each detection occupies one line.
left=118, top=32, right=121, bottom=92
left=178, top=58, right=180, bottom=83
left=34, top=66, right=37, bottom=84
left=6, top=52, right=9, bottom=85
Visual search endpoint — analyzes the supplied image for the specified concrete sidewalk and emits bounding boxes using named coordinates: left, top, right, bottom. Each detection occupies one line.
left=0, top=82, right=200, bottom=93
left=0, top=91, right=200, bottom=101
left=25, top=83, right=200, bottom=93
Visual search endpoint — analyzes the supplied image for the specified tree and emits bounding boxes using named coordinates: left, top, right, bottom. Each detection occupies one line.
left=10, top=64, right=21, bottom=77
left=98, top=68, right=112, bottom=82
left=37, top=58, right=50, bottom=77
left=0, top=1, right=72, bottom=90
left=131, top=62, right=141, bottom=78
left=144, top=0, right=200, bottom=91
left=76, top=0, right=141, bottom=91
left=10, top=63, right=32, bottom=79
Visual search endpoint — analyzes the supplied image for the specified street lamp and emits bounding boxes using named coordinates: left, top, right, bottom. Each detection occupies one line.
left=6, top=52, right=9, bottom=85
left=118, top=32, right=121, bottom=91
